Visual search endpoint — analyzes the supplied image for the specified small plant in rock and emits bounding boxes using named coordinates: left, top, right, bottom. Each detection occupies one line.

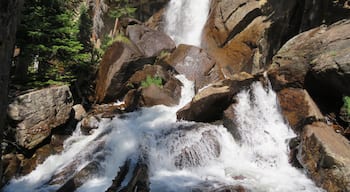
left=141, top=75, right=163, bottom=88
left=343, top=96, right=350, bottom=116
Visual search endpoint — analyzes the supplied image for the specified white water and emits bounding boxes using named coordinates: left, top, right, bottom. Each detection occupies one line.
left=164, top=0, right=210, bottom=47
left=4, top=78, right=323, bottom=192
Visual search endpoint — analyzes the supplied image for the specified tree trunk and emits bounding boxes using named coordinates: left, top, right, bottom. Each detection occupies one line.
left=0, top=0, right=23, bottom=183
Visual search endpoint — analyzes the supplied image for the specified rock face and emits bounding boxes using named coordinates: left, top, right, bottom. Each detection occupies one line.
left=269, top=20, right=350, bottom=113
left=127, top=24, right=175, bottom=57
left=0, top=0, right=23, bottom=180
left=298, top=121, right=350, bottom=192
left=7, top=85, right=73, bottom=149
left=164, top=44, right=223, bottom=92
left=202, top=0, right=350, bottom=76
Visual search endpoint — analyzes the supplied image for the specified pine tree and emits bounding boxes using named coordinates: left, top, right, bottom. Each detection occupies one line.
left=15, top=0, right=87, bottom=83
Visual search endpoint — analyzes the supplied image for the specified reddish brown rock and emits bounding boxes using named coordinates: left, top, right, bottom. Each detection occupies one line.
left=203, top=0, right=350, bottom=77
left=277, top=88, right=323, bottom=133
left=95, top=41, right=154, bottom=103
left=177, top=78, right=254, bottom=123
left=298, top=121, right=350, bottom=192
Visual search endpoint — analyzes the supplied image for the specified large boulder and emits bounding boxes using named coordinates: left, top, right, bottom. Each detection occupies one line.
left=95, top=40, right=154, bottom=103
left=177, top=78, right=254, bottom=122
left=7, top=85, right=73, bottom=149
left=126, top=24, right=175, bottom=57
left=268, top=20, right=350, bottom=114
left=298, top=121, right=350, bottom=191
left=164, top=44, right=223, bottom=92
left=277, top=88, right=324, bottom=133
left=202, top=0, right=350, bottom=76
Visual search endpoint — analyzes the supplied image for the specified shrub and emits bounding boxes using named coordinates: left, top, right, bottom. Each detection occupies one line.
left=141, top=75, right=163, bottom=88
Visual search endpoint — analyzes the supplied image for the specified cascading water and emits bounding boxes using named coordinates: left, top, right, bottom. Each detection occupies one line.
left=4, top=1, right=324, bottom=192
left=164, top=0, right=210, bottom=47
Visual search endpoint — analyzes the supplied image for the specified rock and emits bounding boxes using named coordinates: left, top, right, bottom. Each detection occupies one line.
left=7, top=85, right=73, bottom=149
left=2, top=154, right=20, bottom=184
left=72, top=104, right=86, bottom=121
left=50, top=134, right=69, bottom=153
left=223, top=103, right=241, bottom=141
left=95, top=40, right=155, bottom=103
left=164, top=44, right=223, bottom=92
left=177, top=78, right=254, bottom=122
left=119, top=160, right=149, bottom=192
left=124, top=64, right=182, bottom=110
left=80, top=116, right=100, bottom=135
left=202, top=0, right=350, bottom=76
left=106, top=159, right=131, bottom=192
left=20, top=144, right=55, bottom=175
left=141, top=84, right=179, bottom=107
left=277, top=88, right=323, bottom=133
left=268, top=20, right=350, bottom=115
left=145, top=8, right=166, bottom=30
left=57, top=161, right=102, bottom=192
left=126, top=24, right=175, bottom=57
left=298, top=121, right=350, bottom=192
left=174, top=130, right=221, bottom=169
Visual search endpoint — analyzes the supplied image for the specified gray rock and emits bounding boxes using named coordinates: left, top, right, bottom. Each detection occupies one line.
left=8, top=85, right=73, bottom=149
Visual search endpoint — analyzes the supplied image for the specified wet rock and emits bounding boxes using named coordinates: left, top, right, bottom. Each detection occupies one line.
left=119, top=160, right=149, bottom=192
left=192, top=182, right=246, bottom=192
left=81, top=116, right=100, bottom=135
left=106, top=159, right=131, bottom=192
left=177, top=78, right=254, bottom=122
left=57, top=161, right=102, bottom=192
left=298, top=121, right=350, bottom=192
left=164, top=44, right=223, bottom=92
left=2, top=154, right=20, bottom=184
left=95, top=40, right=155, bottom=103
left=277, top=88, right=323, bottom=133
left=50, top=134, right=69, bottom=153
left=7, top=85, right=73, bottom=149
left=20, top=144, right=55, bottom=175
left=126, top=24, right=175, bottom=57
left=174, top=130, right=221, bottom=169
left=223, top=103, right=241, bottom=141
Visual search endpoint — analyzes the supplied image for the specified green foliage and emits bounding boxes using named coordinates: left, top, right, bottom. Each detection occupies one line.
left=343, top=96, right=350, bottom=116
left=16, top=0, right=95, bottom=88
left=108, top=0, right=137, bottom=19
left=141, top=75, right=163, bottom=88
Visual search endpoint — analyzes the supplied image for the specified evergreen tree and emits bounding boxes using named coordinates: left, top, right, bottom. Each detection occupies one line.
left=15, top=0, right=86, bottom=83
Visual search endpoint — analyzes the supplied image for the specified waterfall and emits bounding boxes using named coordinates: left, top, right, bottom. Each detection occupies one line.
left=164, top=0, right=210, bottom=47
left=3, top=1, right=324, bottom=192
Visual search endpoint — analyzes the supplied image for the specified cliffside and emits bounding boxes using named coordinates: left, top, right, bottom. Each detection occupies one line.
left=0, top=0, right=23, bottom=182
